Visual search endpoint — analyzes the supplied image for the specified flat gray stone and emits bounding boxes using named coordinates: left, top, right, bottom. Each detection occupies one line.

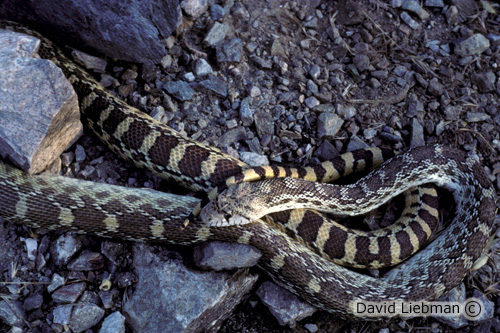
left=75, top=144, right=86, bottom=163
left=317, top=112, right=343, bottom=138
left=443, top=105, right=461, bottom=121
left=304, top=96, right=320, bottom=109
left=251, top=56, right=273, bottom=69
left=380, top=130, right=402, bottom=144
left=239, top=152, right=269, bottom=167
left=371, top=70, right=388, bottom=79
left=210, top=4, right=226, bottom=21
left=307, top=80, right=319, bottom=94
left=53, top=304, right=73, bottom=325
left=469, top=290, right=495, bottom=322
left=347, top=135, right=370, bottom=151
left=23, top=294, right=44, bottom=312
left=303, top=16, right=318, bottom=29
left=336, top=104, right=357, bottom=119
left=410, top=118, right=425, bottom=147
left=434, top=283, right=468, bottom=328
left=69, top=303, right=106, bottom=333
left=50, top=234, right=82, bottom=267
left=455, top=34, right=490, bottom=56
left=256, top=281, right=316, bottom=327
left=400, top=12, right=419, bottom=30
left=254, top=110, right=274, bottom=137
left=123, top=244, right=258, bottom=332
left=217, top=38, right=243, bottom=63
left=0, top=300, right=25, bottom=326
left=52, top=282, right=86, bottom=303
left=472, top=71, right=496, bottom=93
left=363, top=128, right=377, bottom=140
left=314, top=140, right=338, bottom=161
left=193, top=241, right=261, bottom=271
left=47, top=274, right=66, bottom=293
left=427, top=77, right=444, bottom=96
left=239, top=97, right=254, bottom=126
left=181, top=0, right=209, bottom=19
left=163, top=81, right=195, bottom=101
left=466, top=112, right=491, bottom=123
left=353, top=54, right=370, bottom=72
left=194, top=58, right=213, bottom=77
left=99, top=311, right=126, bottom=333
left=204, top=22, right=230, bottom=46
left=425, top=0, right=444, bottom=7
left=402, top=0, right=429, bottom=19
left=183, top=72, right=195, bottom=82
left=72, top=49, right=107, bottom=72
left=406, top=96, right=424, bottom=117
left=196, top=77, right=228, bottom=97
left=67, top=250, right=105, bottom=271
left=231, top=2, right=250, bottom=19
left=218, top=127, right=247, bottom=147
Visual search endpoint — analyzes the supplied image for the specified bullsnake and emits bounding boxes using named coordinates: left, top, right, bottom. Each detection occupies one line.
left=0, top=21, right=496, bottom=317
left=0, top=20, right=439, bottom=269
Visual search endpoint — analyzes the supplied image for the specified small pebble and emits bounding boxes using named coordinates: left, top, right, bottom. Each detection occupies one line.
left=226, top=119, right=238, bottom=129
left=455, top=34, right=490, bottom=56
left=75, top=144, right=86, bottom=163
left=210, top=4, right=225, bottom=21
left=304, top=96, right=320, bottom=109
left=194, top=58, right=213, bottom=77
left=305, top=323, right=319, bottom=332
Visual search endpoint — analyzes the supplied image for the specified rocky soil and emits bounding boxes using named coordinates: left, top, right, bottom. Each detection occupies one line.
left=1, top=0, right=500, bottom=332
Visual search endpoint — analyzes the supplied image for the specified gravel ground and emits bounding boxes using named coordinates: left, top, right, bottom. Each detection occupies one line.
left=2, top=0, right=500, bottom=332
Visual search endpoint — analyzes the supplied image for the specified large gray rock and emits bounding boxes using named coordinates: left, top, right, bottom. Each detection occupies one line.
left=0, top=29, right=82, bottom=173
left=123, top=244, right=259, bottom=332
left=0, top=0, right=181, bottom=64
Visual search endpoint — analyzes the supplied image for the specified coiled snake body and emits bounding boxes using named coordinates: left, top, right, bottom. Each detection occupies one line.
left=0, top=21, right=496, bottom=317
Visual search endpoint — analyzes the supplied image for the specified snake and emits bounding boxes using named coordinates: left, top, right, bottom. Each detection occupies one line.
left=0, top=21, right=496, bottom=318
left=0, top=20, right=440, bottom=269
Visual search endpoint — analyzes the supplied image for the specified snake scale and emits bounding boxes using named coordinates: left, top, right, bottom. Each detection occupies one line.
left=0, top=21, right=497, bottom=318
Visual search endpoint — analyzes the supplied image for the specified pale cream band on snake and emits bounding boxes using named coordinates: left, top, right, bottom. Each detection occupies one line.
left=259, top=183, right=440, bottom=269
left=0, top=21, right=496, bottom=318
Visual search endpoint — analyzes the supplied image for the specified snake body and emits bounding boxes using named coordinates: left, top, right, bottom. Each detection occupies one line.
left=0, top=21, right=497, bottom=317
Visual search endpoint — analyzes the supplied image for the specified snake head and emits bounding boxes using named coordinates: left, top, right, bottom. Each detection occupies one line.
left=199, top=195, right=252, bottom=227
left=200, top=182, right=268, bottom=226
